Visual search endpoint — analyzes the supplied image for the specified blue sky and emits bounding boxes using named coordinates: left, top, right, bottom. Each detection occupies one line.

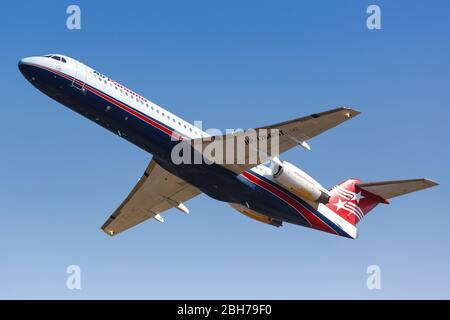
left=1, top=0, right=449, bottom=299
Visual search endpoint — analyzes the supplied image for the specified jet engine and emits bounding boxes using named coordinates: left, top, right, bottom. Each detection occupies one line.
left=271, top=159, right=330, bottom=204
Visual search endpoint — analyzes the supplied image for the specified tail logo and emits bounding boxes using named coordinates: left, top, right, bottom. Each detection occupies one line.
left=330, top=184, right=365, bottom=220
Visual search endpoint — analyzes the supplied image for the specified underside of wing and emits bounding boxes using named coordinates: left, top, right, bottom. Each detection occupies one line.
left=258, top=107, right=359, bottom=154
left=188, top=107, right=360, bottom=174
left=101, top=159, right=201, bottom=236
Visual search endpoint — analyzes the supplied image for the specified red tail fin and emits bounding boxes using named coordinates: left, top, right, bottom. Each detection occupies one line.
left=326, top=179, right=388, bottom=225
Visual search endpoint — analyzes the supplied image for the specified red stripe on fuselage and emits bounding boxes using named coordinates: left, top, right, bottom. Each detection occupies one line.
left=241, top=171, right=338, bottom=235
left=28, top=63, right=185, bottom=141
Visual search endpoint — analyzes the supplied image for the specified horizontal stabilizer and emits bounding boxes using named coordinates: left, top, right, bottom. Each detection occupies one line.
left=326, top=178, right=438, bottom=226
left=357, top=179, right=438, bottom=200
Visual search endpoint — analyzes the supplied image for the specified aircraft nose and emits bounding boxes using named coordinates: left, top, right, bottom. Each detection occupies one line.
left=18, top=57, right=38, bottom=80
left=18, top=57, right=35, bottom=69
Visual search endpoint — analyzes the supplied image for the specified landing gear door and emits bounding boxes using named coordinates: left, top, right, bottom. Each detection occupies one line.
left=71, top=61, right=87, bottom=92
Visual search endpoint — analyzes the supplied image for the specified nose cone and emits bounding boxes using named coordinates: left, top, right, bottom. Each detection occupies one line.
left=19, top=57, right=34, bottom=65
left=18, top=57, right=38, bottom=79
left=18, top=57, right=35, bottom=68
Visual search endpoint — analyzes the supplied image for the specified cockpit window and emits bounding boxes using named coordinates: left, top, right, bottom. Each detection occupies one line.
left=44, top=55, right=67, bottom=63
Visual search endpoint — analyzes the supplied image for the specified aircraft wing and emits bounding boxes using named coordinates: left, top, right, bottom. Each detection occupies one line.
left=190, top=107, right=360, bottom=174
left=101, top=159, right=201, bottom=236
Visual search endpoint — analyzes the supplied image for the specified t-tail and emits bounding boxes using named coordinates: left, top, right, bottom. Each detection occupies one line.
left=324, top=178, right=437, bottom=237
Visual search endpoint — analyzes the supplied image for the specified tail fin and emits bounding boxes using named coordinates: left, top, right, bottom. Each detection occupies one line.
left=326, top=178, right=438, bottom=225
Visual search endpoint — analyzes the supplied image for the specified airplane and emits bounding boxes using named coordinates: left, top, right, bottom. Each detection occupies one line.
left=18, top=54, right=438, bottom=239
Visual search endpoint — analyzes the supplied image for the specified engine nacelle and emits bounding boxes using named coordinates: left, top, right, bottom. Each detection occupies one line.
left=272, top=161, right=330, bottom=204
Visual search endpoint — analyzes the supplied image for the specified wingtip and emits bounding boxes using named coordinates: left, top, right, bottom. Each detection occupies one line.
left=341, top=107, right=361, bottom=117
left=423, top=178, right=439, bottom=187
left=102, top=228, right=116, bottom=237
